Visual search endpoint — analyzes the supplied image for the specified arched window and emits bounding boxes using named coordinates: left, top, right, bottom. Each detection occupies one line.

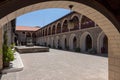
left=56, top=23, right=61, bottom=34
left=70, top=16, right=79, bottom=31
left=52, top=25, right=56, bottom=34
left=62, top=20, right=68, bottom=32
left=81, top=16, right=95, bottom=29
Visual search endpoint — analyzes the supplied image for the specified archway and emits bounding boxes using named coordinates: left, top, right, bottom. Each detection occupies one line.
left=47, top=37, right=50, bottom=46
left=69, top=34, right=77, bottom=50
left=73, top=36, right=77, bottom=50
left=80, top=32, right=93, bottom=52
left=85, top=35, right=92, bottom=51
left=62, top=20, right=69, bottom=32
left=56, top=23, right=61, bottom=34
left=50, top=37, right=54, bottom=48
left=55, top=36, right=60, bottom=48
left=52, top=25, right=56, bottom=34
left=61, top=35, right=67, bottom=49
left=48, top=27, right=51, bottom=35
left=70, top=16, right=79, bottom=31
left=97, top=32, right=108, bottom=54
left=81, top=16, right=95, bottom=29
left=0, top=1, right=120, bottom=80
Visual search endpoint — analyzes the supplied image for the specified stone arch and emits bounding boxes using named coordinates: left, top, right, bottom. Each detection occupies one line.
left=48, top=26, right=51, bottom=35
left=69, top=33, right=77, bottom=50
left=70, top=16, right=80, bottom=31
left=62, top=19, right=69, bottom=32
left=61, top=35, right=67, bottom=49
left=45, top=28, right=47, bottom=36
left=55, top=36, right=60, bottom=48
left=61, top=18, right=68, bottom=27
left=71, top=13, right=80, bottom=19
left=26, top=32, right=31, bottom=37
left=97, top=31, right=108, bottom=54
left=0, top=1, right=120, bottom=79
left=56, top=22, right=61, bottom=34
left=52, top=25, right=56, bottom=34
left=80, top=32, right=93, bottom=52
left=81, top=15, right=95, bottom=29
left=50, top=37, right=54, bottom=48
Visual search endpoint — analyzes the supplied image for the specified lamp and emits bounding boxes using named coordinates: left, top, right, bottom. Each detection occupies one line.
left=68, top=5, right=74, bottom=29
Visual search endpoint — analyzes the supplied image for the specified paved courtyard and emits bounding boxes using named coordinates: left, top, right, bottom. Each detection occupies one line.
left=1, top=49, right=108, bottom=80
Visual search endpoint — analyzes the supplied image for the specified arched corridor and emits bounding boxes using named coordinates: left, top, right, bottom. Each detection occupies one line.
left=80, top=32, right=93, bottom=52
left=0, top=0, right=120, bottom=80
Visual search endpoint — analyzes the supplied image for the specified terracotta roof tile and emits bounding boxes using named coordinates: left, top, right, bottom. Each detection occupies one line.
left=16, top=26, right=40, bottom=31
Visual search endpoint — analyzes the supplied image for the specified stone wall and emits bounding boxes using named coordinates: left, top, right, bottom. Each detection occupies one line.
left=0, top=27, right=3, bottom=69
left=37, top=27, right=105, bottom=54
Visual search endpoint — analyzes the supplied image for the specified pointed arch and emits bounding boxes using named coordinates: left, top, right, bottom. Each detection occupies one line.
left=69, top=33, right=77, bottom=50
left=80, top=32, right=93, bottom=52
left=97, top=31, right=108, bottom=54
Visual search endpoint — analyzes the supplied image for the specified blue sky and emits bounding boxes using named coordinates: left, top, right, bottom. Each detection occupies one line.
left=16, top=8, right=70, bottom=27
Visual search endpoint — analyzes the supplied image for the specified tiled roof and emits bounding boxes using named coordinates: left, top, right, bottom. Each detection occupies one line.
left=16, top=26, right=40, bottom=31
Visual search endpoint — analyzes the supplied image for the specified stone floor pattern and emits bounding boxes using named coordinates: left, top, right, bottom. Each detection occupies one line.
left=1, top=49, right=108, bottom=80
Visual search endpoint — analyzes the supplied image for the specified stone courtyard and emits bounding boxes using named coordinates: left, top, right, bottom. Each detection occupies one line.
left=1, top=49, right=108, bottom=80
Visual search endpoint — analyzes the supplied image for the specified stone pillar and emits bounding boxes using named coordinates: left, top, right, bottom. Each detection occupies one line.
left=0, top=27, right=3, bottom=70
left=108, top=36, right=120, bottom=80
left=79, top=15, right=83, bottom=29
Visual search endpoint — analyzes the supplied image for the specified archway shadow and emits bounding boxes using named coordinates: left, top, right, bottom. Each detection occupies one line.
left=49, top=47, right=108, bottom=58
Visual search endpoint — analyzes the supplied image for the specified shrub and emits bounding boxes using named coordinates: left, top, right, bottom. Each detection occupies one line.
left=4, top=47, right=14, bottom=63
left=2, top=31, right=15, bottom=67
left=10, top=43, right=15, bottom=49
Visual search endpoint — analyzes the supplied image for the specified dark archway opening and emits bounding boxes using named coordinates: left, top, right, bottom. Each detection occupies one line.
left=65, top=38, right=67, bottom=49
left=62, top=20, right=69, bottom=32
left=101, top=35, right=108, bottom=54
left=52, top=25, right=56, bottom=34
left=86, top=35, right=92, bottom=51
left=73, top=36, right=77, bottom=50
left=57, top=23, right=61, bottom=34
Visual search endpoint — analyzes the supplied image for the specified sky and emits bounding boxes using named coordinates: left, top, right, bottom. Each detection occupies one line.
left=16, top=8, right=70, bottom=27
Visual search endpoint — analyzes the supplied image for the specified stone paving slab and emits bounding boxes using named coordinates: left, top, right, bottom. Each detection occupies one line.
left=1, top=49, right=108, bottom=80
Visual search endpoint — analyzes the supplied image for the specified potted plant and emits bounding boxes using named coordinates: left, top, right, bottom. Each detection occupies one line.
left=2, top=31, right=15, bottom=67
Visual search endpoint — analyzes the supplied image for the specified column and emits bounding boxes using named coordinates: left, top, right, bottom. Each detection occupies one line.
left=79, top=15, right=83, bottom=29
